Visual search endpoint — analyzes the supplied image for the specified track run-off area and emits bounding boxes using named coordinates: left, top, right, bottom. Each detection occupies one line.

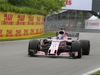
left=0, top=33, right=100, bottom=75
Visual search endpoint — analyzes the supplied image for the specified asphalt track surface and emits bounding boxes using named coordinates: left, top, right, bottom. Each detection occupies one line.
left=0, top=33, right=100, bottom=75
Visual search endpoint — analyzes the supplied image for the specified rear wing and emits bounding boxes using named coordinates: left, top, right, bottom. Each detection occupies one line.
left=66, top=32, right=79, bottom=40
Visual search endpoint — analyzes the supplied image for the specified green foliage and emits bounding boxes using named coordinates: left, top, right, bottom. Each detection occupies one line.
left=0, top=3, right=47, bottom=15
left=91, top=71, right=100, bottom=75
left=0, top=0, right=65, bottom=16
left=79, top=11, right=83, bottom=20
left=8, top=0, right=65, bottom=13
left=0, top=0, right=8, bottom=3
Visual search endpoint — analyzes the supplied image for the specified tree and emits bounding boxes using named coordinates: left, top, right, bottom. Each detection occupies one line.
left=8, top=0, right=65, bottom=14
left=0, top=0, right=8, bottom=3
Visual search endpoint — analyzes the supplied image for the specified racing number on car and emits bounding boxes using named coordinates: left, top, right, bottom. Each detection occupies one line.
left=52, top=42, right=57, bottom=47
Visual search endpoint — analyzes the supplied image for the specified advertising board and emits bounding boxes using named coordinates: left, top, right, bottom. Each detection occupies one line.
left=0, top=12, right=44, bottom=39
left=85, top=20, right=100, bottom=29
left=62, top=0, right=93, bottom=11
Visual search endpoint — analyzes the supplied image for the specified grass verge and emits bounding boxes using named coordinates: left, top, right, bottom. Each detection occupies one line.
left=0, top=31, right=56, bottom=41
left=91, top=71, right=100, bottom=75
left=32, top=31, right=56, bottom=39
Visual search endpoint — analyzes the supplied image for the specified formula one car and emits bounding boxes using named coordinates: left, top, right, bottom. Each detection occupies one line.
left=28, top=29, right=90, bottom=58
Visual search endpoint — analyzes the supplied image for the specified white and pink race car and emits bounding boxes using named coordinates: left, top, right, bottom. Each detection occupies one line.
left=28, top=29, right=90, bottom=58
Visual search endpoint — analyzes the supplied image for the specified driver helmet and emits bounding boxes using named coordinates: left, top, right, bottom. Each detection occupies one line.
left=58, top=35, right=63, bottom=39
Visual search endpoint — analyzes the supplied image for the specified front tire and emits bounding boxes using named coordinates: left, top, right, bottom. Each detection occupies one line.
left=28, top=39, right=40, bottom=56
left=71, top=41, right=82, bottom=58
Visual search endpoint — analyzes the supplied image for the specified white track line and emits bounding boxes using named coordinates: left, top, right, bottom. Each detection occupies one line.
left=83, top=68, right=100, bottom=75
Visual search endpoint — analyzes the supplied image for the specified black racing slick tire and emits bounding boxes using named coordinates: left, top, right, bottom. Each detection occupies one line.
left=71, top=41, right=82, bottom=58
left=28, top=39, right=40, bottom=56
left=80, top=40, right=90, bottom=55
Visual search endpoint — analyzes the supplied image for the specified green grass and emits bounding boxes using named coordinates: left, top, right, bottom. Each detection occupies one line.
left=0, top=31, right=56, bottom=41
left=32, top=31, right=56, bottom=39
left=91, top=71, right=100, bottom=75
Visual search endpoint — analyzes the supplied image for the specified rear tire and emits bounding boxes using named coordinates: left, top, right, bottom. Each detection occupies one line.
left=80, top=40, right=90, bottom=55
left=28, top=39, right=40, bottom=56
left=71, top=41, right=82, bottom=58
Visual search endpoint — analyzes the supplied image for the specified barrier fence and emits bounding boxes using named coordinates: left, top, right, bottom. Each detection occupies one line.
left=0, top=12, right=44, bottom=39
left=44, top=20, right=83, bottom=31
